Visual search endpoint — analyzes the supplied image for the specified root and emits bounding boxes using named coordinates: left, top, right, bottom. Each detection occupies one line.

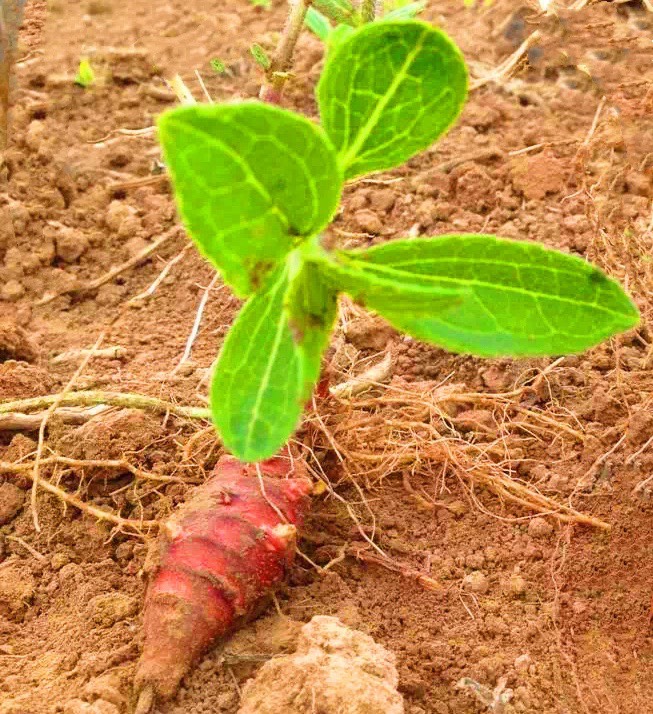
left=2, top=458, right=158, bottom=534
left=0, top=390, right=211, bottom=421
left=310, top=376, right=610, bottom=531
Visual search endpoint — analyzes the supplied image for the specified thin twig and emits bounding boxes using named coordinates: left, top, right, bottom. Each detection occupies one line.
left=0, top=457, right=196, bottom=485
left=0, top=390, right=211, bottom=420
left=174, top=274, right=220, bottom=372
left=127, top=244, right=192, bottom=305
left=37, top=227, right=181, bottom=306
left=51, top=346, right=127, bottom=365
left=0, top=406, right=109, bottom=431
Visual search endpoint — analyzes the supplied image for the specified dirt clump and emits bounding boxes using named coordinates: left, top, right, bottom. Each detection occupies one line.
left=0, top=483, right=25, bottom=525
left=0, top=319, right=38, bottom=362
left=238, top=616, right=404, bottom=714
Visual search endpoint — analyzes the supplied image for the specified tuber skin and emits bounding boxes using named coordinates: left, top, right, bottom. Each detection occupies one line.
left=133, top=452, right=311, bottom=709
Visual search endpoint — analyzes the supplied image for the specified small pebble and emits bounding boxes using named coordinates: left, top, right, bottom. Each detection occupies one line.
left=0, top=483, right=25, bottom=525
left=508, top=574, right=527, bottom=597
left=51, top=553, right=71, bottom=571
left=56, top=227, right=89, bottom=263
left=0, top=279, right=25, bottom=301
left=527, top=517, right=553, bottom=539
left=462, top=570, right=489, bottom=594
left=514, top=653, right=532, bottom=672
left=353, top=209, right=383, bottom=234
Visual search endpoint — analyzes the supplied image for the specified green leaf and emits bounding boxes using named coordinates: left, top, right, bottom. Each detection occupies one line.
left=328, top=24, right=356, bottom=49
left=305, top=7, right=332, bottom=42
left=384, top=1, right=427, bottom=20
left=158, top=103, right=343, bottom=297
left=211, top=258, right=336, bottom=462
left=211, top=267, right=303, bottom=462
left=339, top=235, right=639, bottom=356
left=75, top=58, right=96, bottom=88
left=317, top=21, right=468, bottom=180
left=250, top=43, right=271, bottom=70
left=316, top=249, right=465, bottom=316
left=313, top=0, right=359, bottom=25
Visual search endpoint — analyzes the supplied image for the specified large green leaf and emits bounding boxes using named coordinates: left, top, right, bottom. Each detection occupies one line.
left=211, top=260, right=336, bottom=462
left=338, top=235, right=639, bottom=356
left=317, top=21, right=468, bottom=180
left=158, top=103, right=343, bottom=297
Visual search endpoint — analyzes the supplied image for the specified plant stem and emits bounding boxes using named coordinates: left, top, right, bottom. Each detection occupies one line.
left=360, top=0, right=377, bottom=23
left=0, top=390, right=211, bottom=421
left=0, top=0, right=25, bottom=155
left=260, top=0, right=311, bottom=103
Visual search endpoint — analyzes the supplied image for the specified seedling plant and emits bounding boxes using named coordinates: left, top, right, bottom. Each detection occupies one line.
left=157, top=20, right=638, bottom=463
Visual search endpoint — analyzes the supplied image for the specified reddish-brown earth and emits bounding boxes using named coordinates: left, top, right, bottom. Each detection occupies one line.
left=1, top=1, right=652, bottom=713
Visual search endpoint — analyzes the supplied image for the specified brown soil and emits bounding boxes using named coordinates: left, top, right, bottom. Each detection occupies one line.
left=1, top=1, right=653, bottom=713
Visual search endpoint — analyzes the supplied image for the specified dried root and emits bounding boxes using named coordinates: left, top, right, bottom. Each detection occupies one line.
left=308, top=374, right=610, bottom=531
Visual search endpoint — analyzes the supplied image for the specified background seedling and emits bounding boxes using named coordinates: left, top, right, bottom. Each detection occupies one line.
left=158, top=20, right=638, bottom=463
left=210, top=57, right=227, bottom=74
left=74, top=57, right=95, bottom=88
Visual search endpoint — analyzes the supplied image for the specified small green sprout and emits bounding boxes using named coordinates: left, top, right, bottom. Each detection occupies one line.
left=210, top=57, right=227, bottom=74
left=157, top=21, right=639, bottom=462
left=250, top=0, right=271, bottom=7
left=250, top=43, right=271, bottom=70
left=74, top=57, right=96, bottom=88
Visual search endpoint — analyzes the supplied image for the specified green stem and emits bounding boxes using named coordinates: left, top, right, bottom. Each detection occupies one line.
left=361, top=0, right=377, bottom=23
left=260, top=0, right=311, bottom=103
left=0, top=390, right=212, bottom=421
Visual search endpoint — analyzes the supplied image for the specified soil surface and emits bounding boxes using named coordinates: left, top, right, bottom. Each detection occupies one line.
left=1, top=1, right=653, bottom=713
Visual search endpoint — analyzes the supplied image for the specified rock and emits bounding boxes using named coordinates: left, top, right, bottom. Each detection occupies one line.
left=0, top=280, right=25, bottom=302
left=117, top=214, right=142, bottom=239
left=344, top=316, right=395, bottom=351
left=353, top=209, right=383, bottom=234
left=514, top=653, right=532, bottom=672
left=0, top=206, right=15, bottom=254
left=507, top=574, right=527, bottom=597
left=51, top=553, right=71, bottom=571
left=0, top=483, right=25, bottom=525
left=453, top=409, right=496, bottom=434
left=105, top=201, right=135, bottom=232
left=91, top=703, right=119, bottom=714
left=24, top=120, right=46, bottom=152
left=0, top=564, right=35, bottom=619
left=368, top=188, right=396, bottom=213
left=88, top=592, right=137, bottom=627
left=63, top=700, right=91, bottom=714
left=238, top=616, right=404, bottom=714
left=510, top=151, right=566, bottom=200
left=463, top=571, right=490, bottom=594
left=527, top=517, right=553, bottom=539
left=84, top=673, right=125, bottom=707
left=55, top=227, right=89, bottom=263
left=0, top=318, right=38, bottom=362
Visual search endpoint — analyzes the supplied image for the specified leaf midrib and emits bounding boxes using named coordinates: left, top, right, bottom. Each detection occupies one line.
left=241, top=268, right=296, bottom=457
left=340, top=28, right=428, bottom=171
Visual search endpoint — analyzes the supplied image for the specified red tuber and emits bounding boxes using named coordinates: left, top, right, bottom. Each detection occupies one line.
left=133, top=451, right=312, bottom=712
